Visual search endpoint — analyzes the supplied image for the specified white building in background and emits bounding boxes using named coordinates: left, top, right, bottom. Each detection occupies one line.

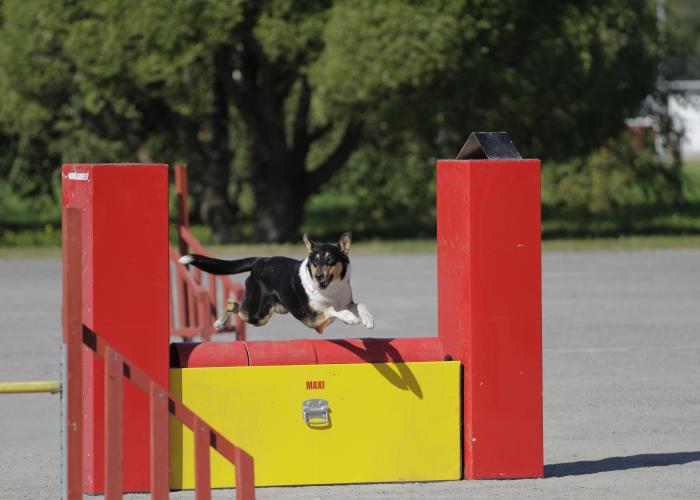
left=661, top=80, right=700, bottom=159
left=670, top=94, right=700, bottom=159
left=627, top=82, right=700, bottom=160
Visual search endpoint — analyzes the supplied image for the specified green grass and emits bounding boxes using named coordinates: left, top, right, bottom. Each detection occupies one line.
left=4, top=161, right=700, bottom=257
left=542, top=234, right=700, bottom=251
left=207, top=235, right=700, bottom=256
left=5, top=234, right=700, bottom=260
left=207, top=239, right=438, bottom=257
left=0, top=246, right=62, bottom=258
left=685, top=159, right=700, bottom=199
left=541, top=159, right=700, bottom=239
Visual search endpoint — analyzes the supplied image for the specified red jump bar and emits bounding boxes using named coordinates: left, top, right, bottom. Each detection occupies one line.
left=170, top=337, right=448, bottom=368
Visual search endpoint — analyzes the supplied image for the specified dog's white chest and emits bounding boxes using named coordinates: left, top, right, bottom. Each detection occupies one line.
left=299, top=258, right=353, bottom=312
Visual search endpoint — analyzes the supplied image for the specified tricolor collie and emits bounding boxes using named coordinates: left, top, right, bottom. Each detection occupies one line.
left=179, top=233, right=374, bottom=334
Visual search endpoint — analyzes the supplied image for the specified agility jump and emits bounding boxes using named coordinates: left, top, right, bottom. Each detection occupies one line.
left=61, top=131, right=542, bottom=494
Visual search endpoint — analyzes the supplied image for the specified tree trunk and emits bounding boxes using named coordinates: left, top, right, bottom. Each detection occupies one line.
left=246, top=116, right=306, bottom=242
left=254, top=177, right=306, bottom=243
left=197, top=45, right=238, bottom=243
left=248, top=118, right=362, bottom=242
left=232, top=10, right=363, bottom=242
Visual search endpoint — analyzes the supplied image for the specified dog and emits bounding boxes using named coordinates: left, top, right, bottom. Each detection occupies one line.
left=178, top=232, right=374, bottom=334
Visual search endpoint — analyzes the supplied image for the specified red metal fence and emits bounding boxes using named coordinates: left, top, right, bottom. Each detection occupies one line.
left=170, top=165, right=246, bottom=341
left=64, top=206, right=255, bottom=499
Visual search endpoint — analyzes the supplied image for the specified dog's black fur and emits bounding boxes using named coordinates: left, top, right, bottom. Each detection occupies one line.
left=179, top=232, right=374, bottom=333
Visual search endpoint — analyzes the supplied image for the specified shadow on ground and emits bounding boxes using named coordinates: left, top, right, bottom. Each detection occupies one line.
left=546, top=451, right=700, bottom=477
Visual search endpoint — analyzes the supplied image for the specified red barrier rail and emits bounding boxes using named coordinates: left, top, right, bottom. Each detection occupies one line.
left=170, top=247, right=219, bottom=341
left=170, top=164, right=246, bottom=341
left=171, top=338, right=448, bottom=368
left=64, top=206, right=256, bottom=499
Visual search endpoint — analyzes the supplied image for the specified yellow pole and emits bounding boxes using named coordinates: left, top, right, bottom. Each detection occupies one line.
left=0, top=381, right=62, bottom=394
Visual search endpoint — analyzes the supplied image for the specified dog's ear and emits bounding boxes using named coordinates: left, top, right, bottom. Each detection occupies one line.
left=303, top=233, right=316, bottom=253
left=338, top=232, right=352, bottom=254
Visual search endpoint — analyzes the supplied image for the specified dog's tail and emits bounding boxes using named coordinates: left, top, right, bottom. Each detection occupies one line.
left=178, top=254, right=257, bottom=275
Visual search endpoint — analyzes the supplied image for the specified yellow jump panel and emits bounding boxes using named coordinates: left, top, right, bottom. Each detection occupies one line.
left=170, top=361, right=461, bottom=488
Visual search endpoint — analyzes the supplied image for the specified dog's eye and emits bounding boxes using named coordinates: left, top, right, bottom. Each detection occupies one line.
left=326, top=255, right=335, bottom=265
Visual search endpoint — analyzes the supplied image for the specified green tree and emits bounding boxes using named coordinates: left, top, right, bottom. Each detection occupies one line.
left=666, top=0, right=700, bottom=80
left=307, top=0, right=663, bottom=238
left=0, top=0, right=663, bottom=242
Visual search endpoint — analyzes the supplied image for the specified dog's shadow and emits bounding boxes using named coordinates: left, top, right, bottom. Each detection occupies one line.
left=328, top=339, right=424, bottom=399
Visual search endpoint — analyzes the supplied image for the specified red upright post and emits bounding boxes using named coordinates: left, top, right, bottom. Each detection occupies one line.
left=63, top=207, right=83, bottom=500
left=150, top=382, right=170, bottom=500
left=235, top=449, right=256, bottom=500
left=197, top=290, right=211, bottom=341
left=437, top=135, right=543, bottom=479
left=62, top=164, right=170, bottom=493
left=175, top=164, right=192, bottom=334
left=175, top=164, right=190, bottom=257
left=194, top=416, right=212, bottom=500
left=235, top=287, right=247, bottom=341
left=104, top=346, right=124, bottom=500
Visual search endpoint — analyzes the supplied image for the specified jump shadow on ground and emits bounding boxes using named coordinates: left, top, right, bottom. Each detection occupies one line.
left=545, top=451, right=700, bottom=477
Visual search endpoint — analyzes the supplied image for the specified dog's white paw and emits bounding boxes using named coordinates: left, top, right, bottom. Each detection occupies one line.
left=335, top=309, right=361, bottom=325
left=357, top=303, right=374, bottom=329
left=213, top=318, right=228, bottom=331
left=179, top=254, right=194, bottom=265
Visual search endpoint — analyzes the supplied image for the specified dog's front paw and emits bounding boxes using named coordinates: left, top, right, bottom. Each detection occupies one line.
left=357, top=303, right=374, bottom=329
left=335, top=309, right=361, bottom=325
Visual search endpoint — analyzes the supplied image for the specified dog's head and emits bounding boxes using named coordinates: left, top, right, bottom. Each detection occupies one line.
left=303, top=232, right=351, bottom=290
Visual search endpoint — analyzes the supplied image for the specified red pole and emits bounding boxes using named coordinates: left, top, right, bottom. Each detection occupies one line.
left=188, top=285, right=197, bottom=331
left=176, top=264, right=188, bottom=333
left=63, top=207, right=83, bottom=499
left=208, top=275, right=217, bottom=324
left=150, top=382, right=169, bottom=500
left=235, top=288, right=246, bottom=341
left=194, top=416, right=212, bottom=500
left=63, top=164, right=170, bottom=492
left=176, top=164, right=191, bottom=331
left=104, top=346, right=124, bottom=499
left=437, top=156, right=543, bottom=479
left=169, top=273, right=176, bottom=334
left=235, top=449, right=256, bottom=500
left=175, top=164, right=190, bottom=256
left=197, top=290, right=211, bottom=342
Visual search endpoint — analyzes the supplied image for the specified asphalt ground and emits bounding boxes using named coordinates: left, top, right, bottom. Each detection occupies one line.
left=1, top=250, right=699, bottom=499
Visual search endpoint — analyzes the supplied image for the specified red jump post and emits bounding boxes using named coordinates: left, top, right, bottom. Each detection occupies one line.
left=62, top=164, right=170, bottom=493
left=437, top=132, right=543, bottom=479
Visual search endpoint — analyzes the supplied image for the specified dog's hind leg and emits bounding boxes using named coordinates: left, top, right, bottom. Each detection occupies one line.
left=226, top=278, right=284, bottom=328
left=247, top=296, right=276, bottom=327
left=238, top=279, right=276, bottom=327
left=213, top=298, right=240, bottom=331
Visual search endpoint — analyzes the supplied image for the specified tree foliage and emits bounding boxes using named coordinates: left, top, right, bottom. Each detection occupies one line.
left=0, top=0, right=667, bottom=242
left=665, top=0, right=700, bottom=80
